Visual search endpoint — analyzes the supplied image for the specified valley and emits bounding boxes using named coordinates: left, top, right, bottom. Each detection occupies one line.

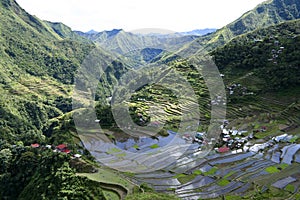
left=0, top=0, right=299, bottom=199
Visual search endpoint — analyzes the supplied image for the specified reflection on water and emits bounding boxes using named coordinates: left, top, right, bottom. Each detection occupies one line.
left=114, top=130, right=186, bottom=152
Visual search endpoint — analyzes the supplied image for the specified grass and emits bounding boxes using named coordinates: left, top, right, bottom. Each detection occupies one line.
left=132, top=144, right=139, bottom=149
left=78, top=167, right=135, bottom=191
left=217, top=179, right=230, bottom=186
left=116, top=152, right=127, bottom=157
left=265, top=163, right=289, bottom=174
left=107, top=147, right=122, bottom=154
left=285, top=184, right=295, bottom=193
left=123, top=171, right=135, bottom=177
left=177, top=174, right=198, bottom=184
left=265, top=166, right=281, bottom=174
left=278, top=163, right=289, bottom=170
left=255, top=163, right=300, bottom=187
left=193, top=169, right=202, bottom=175
left=224, top=195, right=243, bottom=200
left=102, top=189, right=120, bottom=200
left=173, top=171, right=203, bottom=184
left=289, top=136, right=298, bottom=143
left=223, top=171, right=236, bottom=179
left=203, top=167, right=218, bottom=176
left=149, top=144, right=159, bottom=149
left=125, top=192, right=180, bottom=200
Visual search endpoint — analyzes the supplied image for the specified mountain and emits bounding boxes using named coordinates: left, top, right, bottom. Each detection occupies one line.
left=76, top=29, right=200, bottom=68
left=177, top=28, right=217, bottom=36
left=86, top=29, right=99, bottom=34
left=172, top=0, right=300, bottom=58
left=44, top=21, right=91, bottom=42
left=0, top=1, right=130, bottom=198
left=211, top=18, right=300, bottom=123
left=1, top=0, right=300, bottom=199
left=226, top=0, right=300, bottom=36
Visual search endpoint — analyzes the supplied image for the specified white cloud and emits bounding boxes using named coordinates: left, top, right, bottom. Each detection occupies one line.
left=16, top=0, right=267, bottom=32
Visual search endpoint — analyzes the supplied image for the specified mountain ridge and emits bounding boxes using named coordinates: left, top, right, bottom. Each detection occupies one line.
left=0, top=0, right=299, bottom=199
left=168, top=0, right=300, bottom=61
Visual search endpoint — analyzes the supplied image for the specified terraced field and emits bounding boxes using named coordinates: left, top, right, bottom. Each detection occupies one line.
left=129, top=143, right=300, bottom=199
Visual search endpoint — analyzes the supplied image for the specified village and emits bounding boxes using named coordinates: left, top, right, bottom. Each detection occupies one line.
left=191, top=120, right=298, bottom=156
left=30, top=143, right=82, bottom=159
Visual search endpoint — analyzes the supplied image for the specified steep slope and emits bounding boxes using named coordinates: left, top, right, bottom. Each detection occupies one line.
left=173, top=0, right=300, bottom=59
left=211, top=19, right=300, bottom=125
left=0, top=0, right=95, bottom=142
left=0, top=1, right=134, bottom=199
left=45, top=21, right=92, bottom=42
left=227, top=0, right=300, bottom=35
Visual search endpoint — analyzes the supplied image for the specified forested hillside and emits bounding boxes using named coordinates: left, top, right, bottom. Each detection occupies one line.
left=0, top=0, right=105, bottom=198
left=0, top=0, right=300, bottom=199
left=175, top=0, right=300, bottom=56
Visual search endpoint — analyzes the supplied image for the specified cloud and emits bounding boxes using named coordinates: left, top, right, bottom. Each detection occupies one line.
left=16, top=0, right=266, bottom=32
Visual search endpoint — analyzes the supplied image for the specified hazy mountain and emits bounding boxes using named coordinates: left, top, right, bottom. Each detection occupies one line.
left=177, top=28, right=217, bottom=36
left=86, top=29, right=98, bottom=34
left=76, top=29, right=199, bottom=67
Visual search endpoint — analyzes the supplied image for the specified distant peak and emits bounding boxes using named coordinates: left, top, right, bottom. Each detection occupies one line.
left=105, top=29, right=123, bottom=37
left=178, top=28, right=217, bottom=36
left=86, top=29, right=98, bottom=34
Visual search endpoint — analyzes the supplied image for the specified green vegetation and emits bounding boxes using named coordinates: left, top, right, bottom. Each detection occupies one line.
left=149, top=144, right=160, bottom=149
left=265, top=166, right=281, bottom=173
left=125, top=192, right=180, bottom=200
left=107, top=147, right=122, bottom=154
left=1, top=0, right=300, bottom=199
left=223, top=171, right=236, bottom=179
left=174, top=173, right=197, bottom=184
left=265, top=163, right=289, bottom=174
left=175, top=0, right=300, bottom=54
left=174, top=169, right=204, bottom=184
left=217, top=179, right=230, bottom=186
left=285, top=184, right=295, bottom=193
left=203, top=167, right=218, bottom=176
left=0, top=1, right=124, bottom=199
left=0, top=148, right=104, bottom=199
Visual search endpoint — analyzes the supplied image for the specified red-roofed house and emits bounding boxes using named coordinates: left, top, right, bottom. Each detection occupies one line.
left=56, top=144, right=67, bottom=151
left=62, top=149, right=71, bottom=154
left=217, top=147, right=230, bottom=153
left=31, top=143, right=40, bottom=148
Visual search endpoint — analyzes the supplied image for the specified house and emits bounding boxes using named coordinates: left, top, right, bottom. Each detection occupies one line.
left=31, top=143, right=40, bottom=148
left=249, top=143, right=269, bottom=153
left=232, top=149, right=243, bottom=154
left=62, top=149, right=71, bottom=154
left=217, top=147, right=230, bottom=153
left=56, top=144, right=67, bottom=150
left=74, top=154, right=81, bottom=158
left=73, top=154, right=82, bottom=159
left=56, top=144, right=71, bottom=154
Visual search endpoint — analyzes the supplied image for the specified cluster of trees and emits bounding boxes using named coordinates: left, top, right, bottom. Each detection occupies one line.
left=0, top=144, right=104, bottom=199
left=212, top=19, right=300, bottom=91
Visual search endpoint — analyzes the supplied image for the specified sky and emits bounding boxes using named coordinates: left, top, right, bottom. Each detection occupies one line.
left=16, top=0, right=267, bottom=33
